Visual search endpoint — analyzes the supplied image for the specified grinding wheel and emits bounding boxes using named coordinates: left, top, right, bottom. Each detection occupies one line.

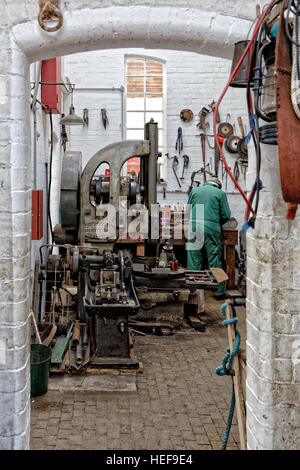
left=225, top=135, right=241, bottom=154
left=218, top=122, right=234, bottom=138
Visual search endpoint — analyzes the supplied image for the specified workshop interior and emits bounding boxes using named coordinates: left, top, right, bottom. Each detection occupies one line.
left=2, top=0, right=299, bottom=451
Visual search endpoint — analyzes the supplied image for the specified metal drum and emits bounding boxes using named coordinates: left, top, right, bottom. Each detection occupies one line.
left=229, top=41, right=254, bottom=88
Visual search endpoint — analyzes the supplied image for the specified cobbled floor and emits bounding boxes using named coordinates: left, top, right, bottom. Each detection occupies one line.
left=30, top=292, right=246, bottom=450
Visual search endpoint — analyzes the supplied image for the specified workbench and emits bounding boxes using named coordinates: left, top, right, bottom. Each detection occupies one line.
left=116, top=228, right=238, bottom=289
left=158, top=228, right=238, bottom=289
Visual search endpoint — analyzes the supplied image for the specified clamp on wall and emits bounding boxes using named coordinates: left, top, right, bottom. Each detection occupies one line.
left=38, top=0, right=63, bottom=33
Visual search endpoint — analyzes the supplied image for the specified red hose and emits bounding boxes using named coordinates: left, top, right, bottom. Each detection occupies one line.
left=213, top=0, right=278, bottom=216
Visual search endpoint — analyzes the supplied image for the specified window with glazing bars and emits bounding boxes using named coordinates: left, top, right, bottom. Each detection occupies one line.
left=126, top=57, right=164, bottom=178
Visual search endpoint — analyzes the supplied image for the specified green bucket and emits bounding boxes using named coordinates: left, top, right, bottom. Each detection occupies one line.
left=30, top=344, right=52, bottom=397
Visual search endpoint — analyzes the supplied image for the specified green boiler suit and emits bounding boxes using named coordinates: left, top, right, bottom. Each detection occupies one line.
left=186, top=182, right=231, bottom=297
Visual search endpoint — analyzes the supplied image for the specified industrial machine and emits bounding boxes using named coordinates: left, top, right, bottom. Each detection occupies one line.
left=50, top=121, right=158, bottom=367
left=37, top=120, right=221, bottom=371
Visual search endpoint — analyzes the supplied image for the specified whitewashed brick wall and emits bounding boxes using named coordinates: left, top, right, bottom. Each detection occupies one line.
left=0, top=0, right=298, bottom=451
left=63, top=48, right=248, bottom=234
left=246, top=143, right=300, bottom=449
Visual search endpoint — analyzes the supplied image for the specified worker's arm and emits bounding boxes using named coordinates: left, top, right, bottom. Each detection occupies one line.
left=220, top=192, right=231, bottom=225
left=186, top=189, right=195, bottom=216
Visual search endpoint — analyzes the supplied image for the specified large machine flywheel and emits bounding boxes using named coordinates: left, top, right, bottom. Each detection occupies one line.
left=58, top=151, right=82, bottom=244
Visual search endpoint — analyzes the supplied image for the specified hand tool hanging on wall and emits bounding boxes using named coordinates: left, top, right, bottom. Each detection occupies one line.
left=83, top=108, right=89, bottom=127
left=222, top=165, right=231, bottom=191
left=237, top=116, right=245, bottom=138
left=180, top=154, right=190, bottom=180
left=188, top=167, right=215, bottom=194
left=214, top=132, right=224, bottom=177
left=166, top=153, right=182, bottom=188
left=175, top=127, right=183, bottom=154
left=60, top=114, right=68, bottom=152
left=209, top=101, right=221, bottom=124
left=200, top=133, right=207, bottom=182
left=172, top=155, right=181, bottom=188
left=101, top=108, right=109, bottom=129
left=233, top=160, right=240, bottom=182
left=197, top=107, right=210, bottom=129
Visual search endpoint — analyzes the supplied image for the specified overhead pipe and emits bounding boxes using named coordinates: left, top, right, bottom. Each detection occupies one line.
left=31, top=61, right=42, bottom=190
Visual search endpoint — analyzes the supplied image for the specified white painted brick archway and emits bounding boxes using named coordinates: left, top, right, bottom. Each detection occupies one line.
left=0, top=0, right=298, bottom=450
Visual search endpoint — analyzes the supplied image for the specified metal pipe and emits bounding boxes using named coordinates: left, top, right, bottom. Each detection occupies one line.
left=45, top=162, right=49, bottom=245
left=31, top=61, right=42, bottom=190
left=74, top=86, right=125, bottom=140
left=72, top=320, right=81, bottom=348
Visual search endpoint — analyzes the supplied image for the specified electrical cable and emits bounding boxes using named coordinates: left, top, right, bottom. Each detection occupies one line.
left=48, top=112, right=54, bottom=244
left=245, top=0, right=284, bottom=225
left=213, top=0, right=278, bottom=219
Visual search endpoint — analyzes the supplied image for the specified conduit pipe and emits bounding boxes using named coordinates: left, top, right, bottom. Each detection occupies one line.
left=31, top=61, right=42, bottom=189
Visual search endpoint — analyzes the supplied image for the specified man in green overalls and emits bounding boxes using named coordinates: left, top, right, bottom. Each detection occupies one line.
left=186, top=177, right=231, bottom=300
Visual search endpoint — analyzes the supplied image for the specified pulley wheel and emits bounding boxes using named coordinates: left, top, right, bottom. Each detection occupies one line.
left=60, top=151, right=82, bottom=244
left=71, top=249, right=79, bottom=279
left=225, top=135, right=241, bottom=154
left=95, top=180, right=101, bottom=205
left=218, top=122, right=233, bottom=138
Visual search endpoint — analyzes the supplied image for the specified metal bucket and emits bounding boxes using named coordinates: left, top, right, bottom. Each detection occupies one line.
left=30, top=343, right=52, bottom=397
left=229, top=41, right=254, bottom=88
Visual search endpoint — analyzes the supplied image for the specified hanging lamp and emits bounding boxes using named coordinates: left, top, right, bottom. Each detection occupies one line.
left=60, top=86, right=84, bottom=126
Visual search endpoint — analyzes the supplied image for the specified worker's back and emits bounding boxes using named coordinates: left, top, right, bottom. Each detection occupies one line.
left=187, top=182, right=231, bottom=234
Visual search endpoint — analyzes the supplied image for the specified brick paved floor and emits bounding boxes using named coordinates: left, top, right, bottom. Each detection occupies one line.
left=30, top=292, right=246, bottom=450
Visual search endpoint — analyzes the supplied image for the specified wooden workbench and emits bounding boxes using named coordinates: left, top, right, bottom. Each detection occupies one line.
left=158, top=228, right=238, bottom=289
left=116, top=209, right=239, bottom=289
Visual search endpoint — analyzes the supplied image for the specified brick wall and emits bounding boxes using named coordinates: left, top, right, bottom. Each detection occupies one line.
left=63, top=48, right=248, bottom=235
left=245, top=143, right=300, bottom=449
left=0, top=0, right=298, bottom=451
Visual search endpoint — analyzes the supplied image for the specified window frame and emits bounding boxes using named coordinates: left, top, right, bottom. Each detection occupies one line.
left=125, top=54, right=167, bottom=182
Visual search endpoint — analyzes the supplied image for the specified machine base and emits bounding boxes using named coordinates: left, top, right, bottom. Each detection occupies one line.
left=89, top=356, right=140, bottom=369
